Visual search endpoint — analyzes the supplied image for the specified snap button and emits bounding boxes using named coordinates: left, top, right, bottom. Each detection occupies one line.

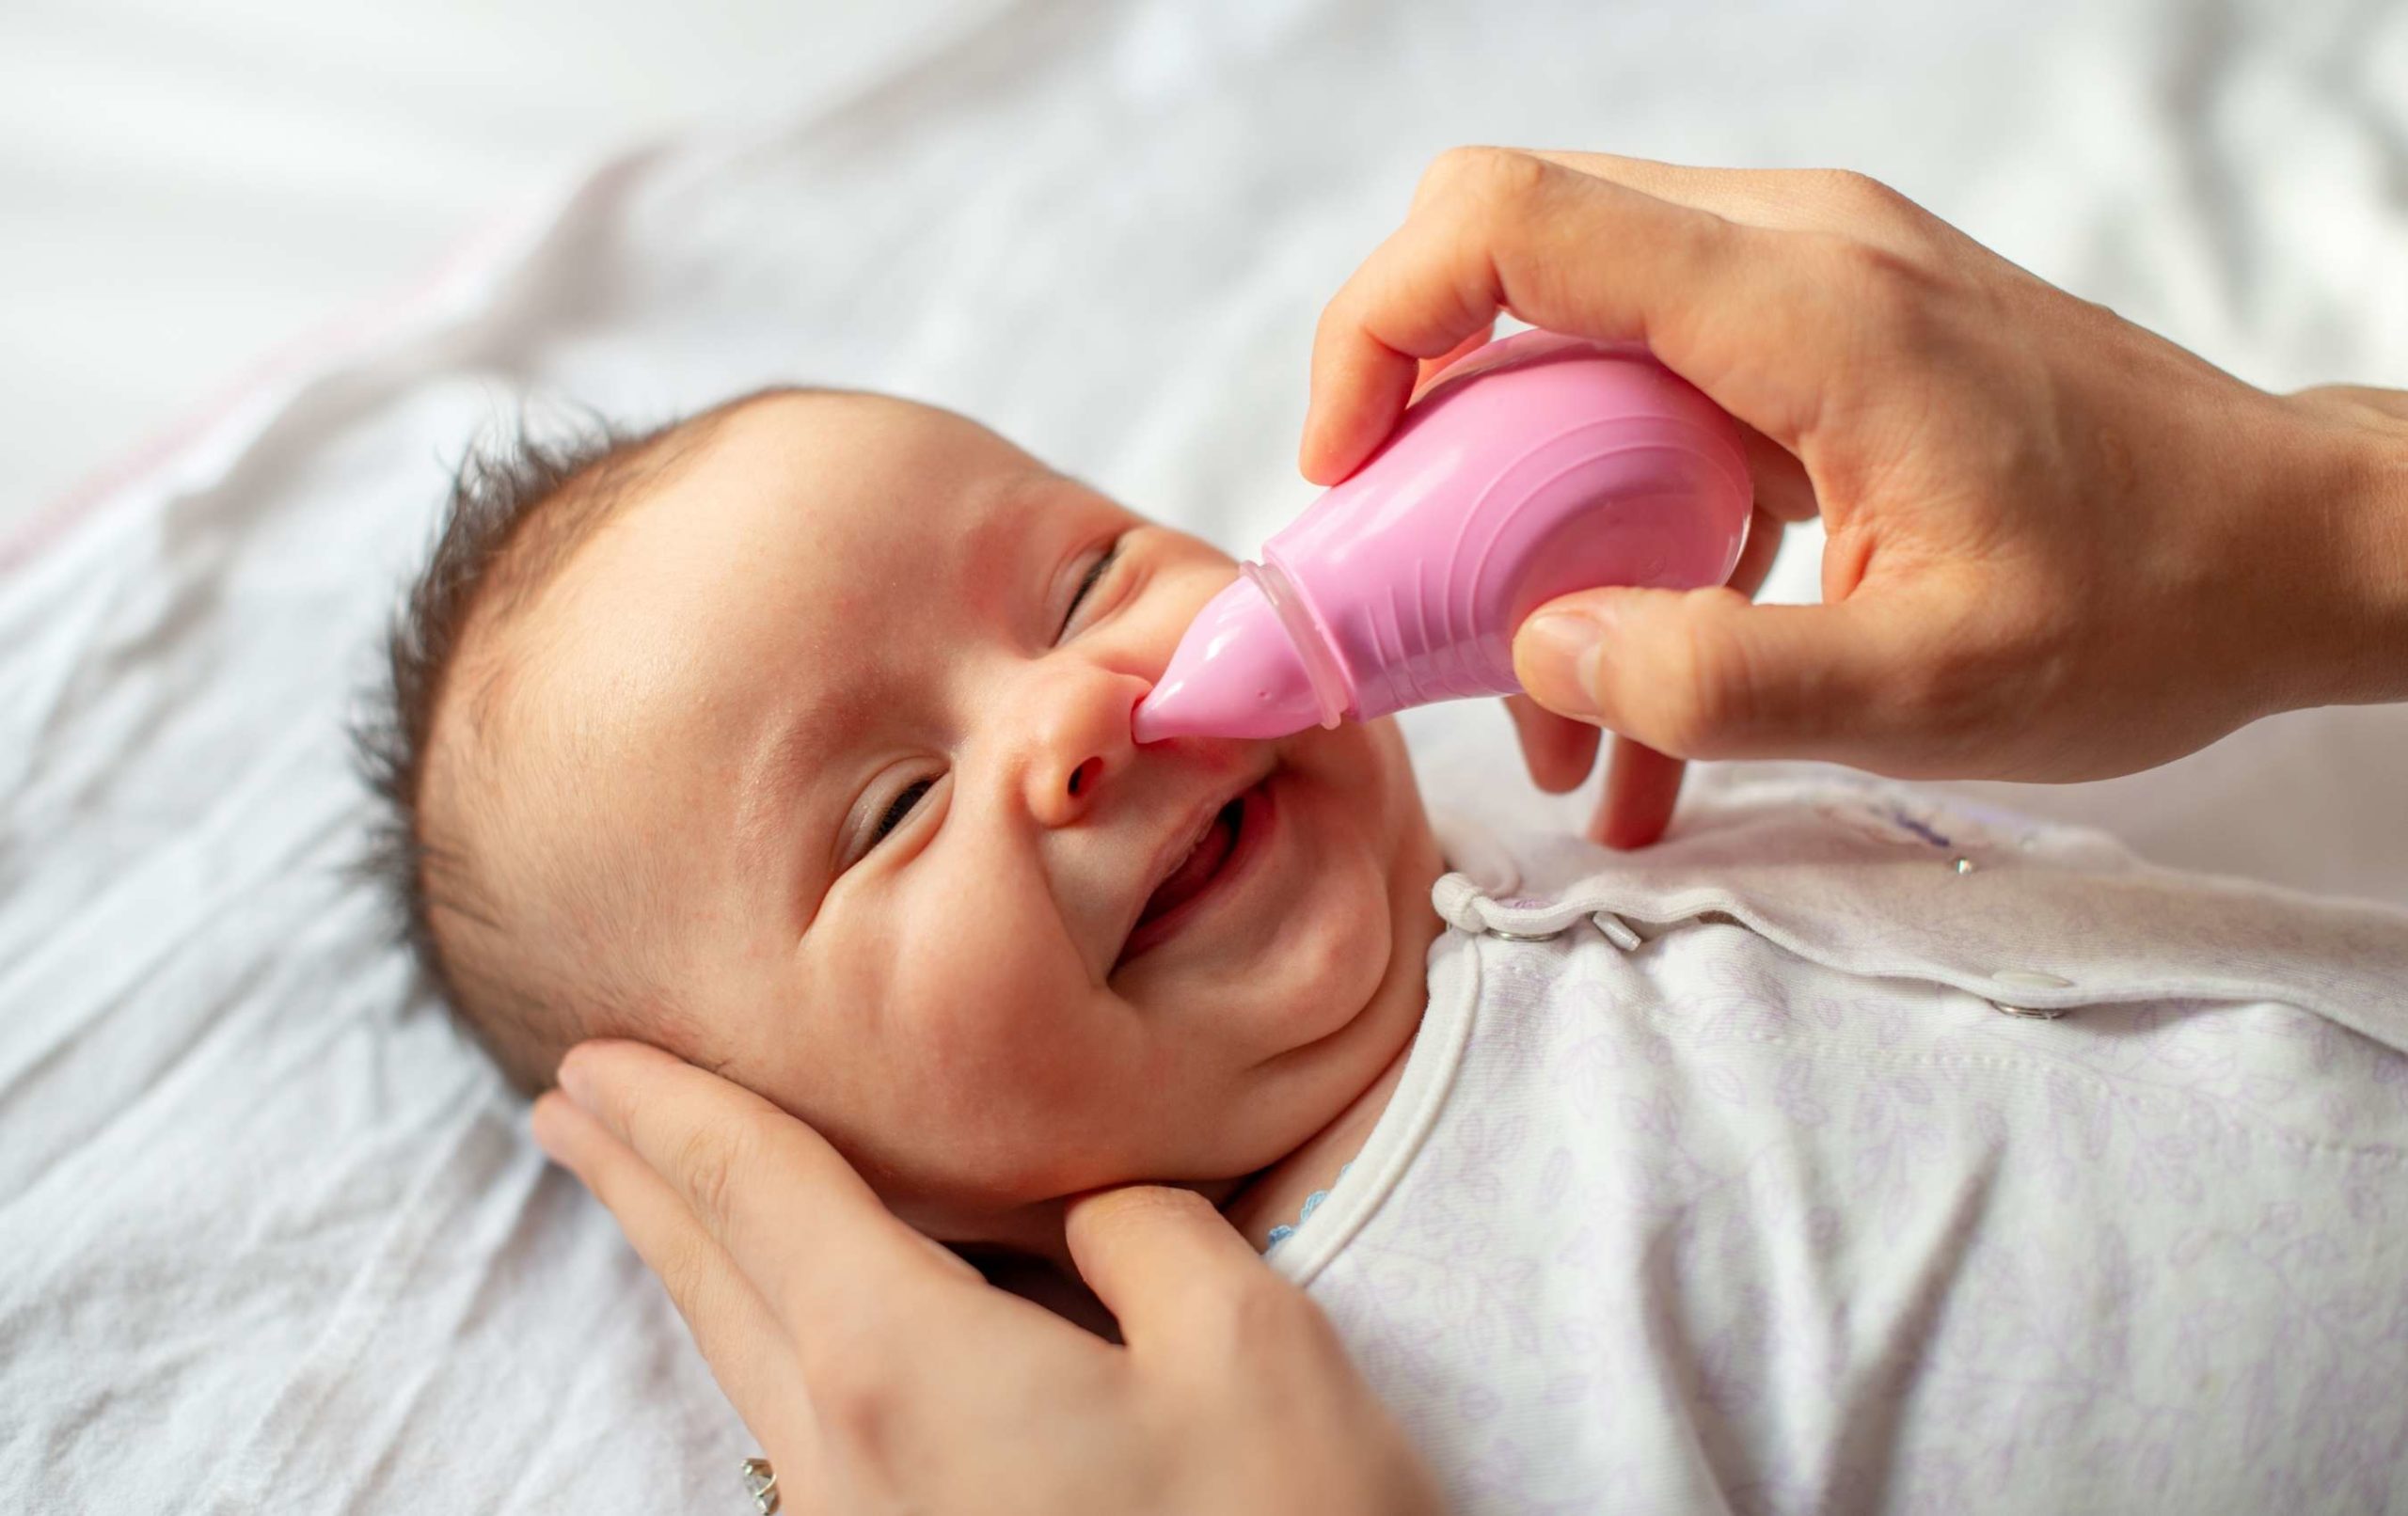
left=1488, top=924, right=1568, bottom=942
left=1987, top=968, right=2073, bottom=1020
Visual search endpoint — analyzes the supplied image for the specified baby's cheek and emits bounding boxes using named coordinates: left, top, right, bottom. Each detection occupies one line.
left=897, top=964, right=1145, bottom=1192
left=912, top=976, right=1068, bottom=1097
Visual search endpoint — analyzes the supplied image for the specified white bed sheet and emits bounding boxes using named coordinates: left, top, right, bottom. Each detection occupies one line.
left=5, top=0, right=2405, bottom=1509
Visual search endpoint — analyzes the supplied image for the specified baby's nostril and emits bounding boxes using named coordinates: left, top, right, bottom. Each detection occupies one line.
left=1067, top=757, right=1102, bottom=797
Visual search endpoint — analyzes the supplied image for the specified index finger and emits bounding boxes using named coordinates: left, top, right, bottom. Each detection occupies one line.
left=1301, top=147, right=1826, bottom=485
left=555, top=1038, right=959, bottom=1330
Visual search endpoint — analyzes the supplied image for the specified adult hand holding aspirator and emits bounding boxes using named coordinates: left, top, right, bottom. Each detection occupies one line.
left=1303, top=149, right=2408, bottom=845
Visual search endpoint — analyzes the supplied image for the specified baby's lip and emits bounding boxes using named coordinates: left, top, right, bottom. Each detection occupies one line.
left=1112, top=765, right=1270, bottom=971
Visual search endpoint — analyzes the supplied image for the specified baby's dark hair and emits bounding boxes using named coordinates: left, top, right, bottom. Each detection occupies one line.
left=352, top=387, right=818, bottom=1097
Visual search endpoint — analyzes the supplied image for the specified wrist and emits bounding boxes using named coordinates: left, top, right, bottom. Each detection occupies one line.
left=2270, top=387, right=2408, bottom=709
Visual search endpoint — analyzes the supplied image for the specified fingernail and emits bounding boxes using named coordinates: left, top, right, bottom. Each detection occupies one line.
left=529, top=1092, right=573, bottom=1163
left=1516, top=611, right=1606, bottom=719
left=555, top=1050, right=594, bottom=1110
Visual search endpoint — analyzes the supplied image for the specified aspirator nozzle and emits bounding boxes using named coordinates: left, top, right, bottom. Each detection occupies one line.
left=1131, top=568, right=1340, bottom=743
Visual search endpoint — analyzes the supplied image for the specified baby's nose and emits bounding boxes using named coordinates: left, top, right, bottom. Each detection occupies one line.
left=1020, top=663, right=1148, bottom=828
left=1023, top=730, right=1125, bottom=830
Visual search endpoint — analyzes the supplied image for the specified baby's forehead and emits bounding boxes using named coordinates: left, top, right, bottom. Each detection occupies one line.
left=697, top=390, right=1064, bottom=537
left=637, top=394, right=1124, bottom=634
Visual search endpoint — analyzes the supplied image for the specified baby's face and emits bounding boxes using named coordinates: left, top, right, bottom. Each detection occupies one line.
left=472, top=394, right=1440, bottom=1246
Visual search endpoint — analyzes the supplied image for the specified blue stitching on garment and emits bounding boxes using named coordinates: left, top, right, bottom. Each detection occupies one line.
left=1264, top=1162, right=1353, bottom=1251
left=1884, top=805, right=1953, bottom=849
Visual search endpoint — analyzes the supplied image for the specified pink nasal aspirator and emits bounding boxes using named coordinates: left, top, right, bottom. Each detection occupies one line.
left=1132, top=330, right=1755, bottom=744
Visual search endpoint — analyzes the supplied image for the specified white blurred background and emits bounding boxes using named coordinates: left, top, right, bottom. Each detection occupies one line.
left=0, top=0, right=1009, bottom=531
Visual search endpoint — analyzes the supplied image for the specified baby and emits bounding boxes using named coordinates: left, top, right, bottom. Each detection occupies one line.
left=360, top=386, right=1442, bottom=1257
left=363, top=385, right=2408, bottom=1513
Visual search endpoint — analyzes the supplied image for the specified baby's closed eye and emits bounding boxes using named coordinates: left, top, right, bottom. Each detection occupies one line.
left=1057, top=536, right=1123, bottom=642
left=874, top=778, right=936, bottom=844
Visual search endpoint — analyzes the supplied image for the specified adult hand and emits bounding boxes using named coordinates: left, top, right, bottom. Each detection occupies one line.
left=531, top=1039, right=1443, bottom=1516
left=1307, top=149, right=2408, bottom=838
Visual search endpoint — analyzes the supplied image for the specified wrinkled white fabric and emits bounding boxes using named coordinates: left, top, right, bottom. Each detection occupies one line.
left=4, top=2, right=2406, bottom=1512
left=1272, top=774, right=2408, bottom=1514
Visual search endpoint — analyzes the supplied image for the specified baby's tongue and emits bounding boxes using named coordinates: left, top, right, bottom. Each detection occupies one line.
left=1137, top=804, right=1239, bottom=926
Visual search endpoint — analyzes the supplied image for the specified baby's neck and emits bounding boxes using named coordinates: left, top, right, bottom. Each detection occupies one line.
left=1218, top=1017, right=1420, bottom=1249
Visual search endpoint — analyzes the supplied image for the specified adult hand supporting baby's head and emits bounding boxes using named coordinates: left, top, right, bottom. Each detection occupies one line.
left=1308, top=148, right=2408, bottom=834
left=531, top=1038, right=1441, bottom=1516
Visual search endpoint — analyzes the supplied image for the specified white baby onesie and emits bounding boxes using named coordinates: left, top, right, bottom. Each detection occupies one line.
left=1267, top=771, right=2408, bottom=1516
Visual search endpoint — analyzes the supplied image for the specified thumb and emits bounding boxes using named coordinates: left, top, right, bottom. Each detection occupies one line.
left=1409, top=322, right=1498, bottom=401
left=1063, top=1185, right=1271, bottom=1350
left=1513, top=586, right=1906, bottom=762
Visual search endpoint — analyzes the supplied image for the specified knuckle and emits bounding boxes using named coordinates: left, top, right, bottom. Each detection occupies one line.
left=1472, top=146, right=1553, bottom=211
left=1836, top=235, right=1922, bottom=299
left=674, top=1106, right=769, bottom=1234
left=1418, top=144, right=1494, bottom=197
left=1310, top=291, right=1352, bottom=347
left=675, top=1129, right=738, bottom=1233
left=1653, top=595, right=1757, bottom=755
left=1421, top=144, right=1546, bottom=212
left=809, top=1336, right=900, bottom=1458
left=1814, top=234, right=1937, bottom=346
left=1892, top=608, right=2015, bottom=734
left=1811, top=166, right=1910, bottom=220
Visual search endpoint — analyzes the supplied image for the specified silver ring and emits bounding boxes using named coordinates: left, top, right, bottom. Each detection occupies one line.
left=741, top=1456, right=781, bottom=1514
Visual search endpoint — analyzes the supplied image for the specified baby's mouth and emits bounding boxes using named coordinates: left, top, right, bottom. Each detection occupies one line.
left=1117, top=780, right=1272, bottom=968
left=1136, top=798, right=1242, bottom=929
